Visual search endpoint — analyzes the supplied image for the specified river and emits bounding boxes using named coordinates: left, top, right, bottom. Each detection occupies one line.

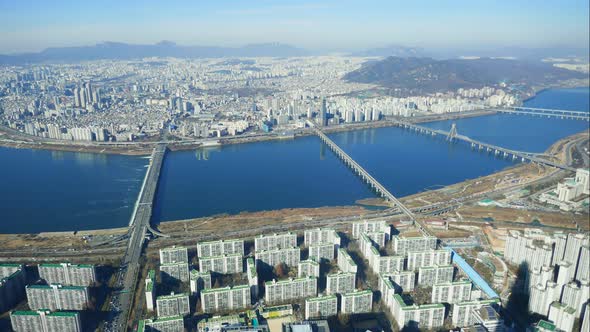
left=0, top=87, right=588, bottom=233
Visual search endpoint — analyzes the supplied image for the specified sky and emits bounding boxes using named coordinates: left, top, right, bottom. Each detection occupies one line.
left=0, top=0, right=588, bottom=54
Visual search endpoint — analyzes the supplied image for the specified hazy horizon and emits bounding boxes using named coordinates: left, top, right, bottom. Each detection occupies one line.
left=1, top=0, right=589, bottom=54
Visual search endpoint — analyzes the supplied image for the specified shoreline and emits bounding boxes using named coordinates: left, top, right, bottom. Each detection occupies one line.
left=0, top=109, right=497, bottom=156
left=2, top=129, right=586, bottom=238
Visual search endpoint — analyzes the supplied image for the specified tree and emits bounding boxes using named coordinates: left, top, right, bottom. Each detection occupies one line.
left=274, top=263, right=288, bottom=278
left=337, top=312, right=350, bottom=326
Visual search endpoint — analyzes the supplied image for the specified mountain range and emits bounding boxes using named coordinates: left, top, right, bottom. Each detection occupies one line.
left=0, top=41, right=308, bottom=64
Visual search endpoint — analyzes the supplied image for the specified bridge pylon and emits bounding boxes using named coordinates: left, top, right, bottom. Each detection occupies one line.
left=447, top=123, right=458, bottom=141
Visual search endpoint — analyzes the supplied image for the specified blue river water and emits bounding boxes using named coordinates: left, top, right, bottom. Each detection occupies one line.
left=0, top=88, right=588, bottom=233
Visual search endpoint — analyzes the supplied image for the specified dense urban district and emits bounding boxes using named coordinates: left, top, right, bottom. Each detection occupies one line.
left=0, top=53, right=589, bottom=332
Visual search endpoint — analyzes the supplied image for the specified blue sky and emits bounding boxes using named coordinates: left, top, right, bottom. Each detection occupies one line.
left=0, top=0, right=588, bottom=53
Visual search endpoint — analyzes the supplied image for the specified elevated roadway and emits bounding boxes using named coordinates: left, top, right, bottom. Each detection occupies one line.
left=105, top=144, right=167, bottom=332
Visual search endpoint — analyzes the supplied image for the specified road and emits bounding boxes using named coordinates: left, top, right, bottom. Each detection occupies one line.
left=104, top=144, right=166, bottom=332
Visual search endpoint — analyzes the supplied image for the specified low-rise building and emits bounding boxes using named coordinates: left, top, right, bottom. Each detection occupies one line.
left=156, top=292, right=190, bottom=317
left=200, top=285, right=251, bottom=313
left=340, top=289, right=373, bottom=314
left=10, top=310, right=82, bottom=332
left=305, top=294, right=338, bottom=319
left=265, top=277, right=317, bottom=303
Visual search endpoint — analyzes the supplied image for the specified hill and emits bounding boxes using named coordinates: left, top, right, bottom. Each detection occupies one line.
left=344, top=56, right=586, bottom=94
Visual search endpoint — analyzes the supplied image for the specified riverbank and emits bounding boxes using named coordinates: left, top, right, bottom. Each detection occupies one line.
left=0, top=109, right=497, bottom=155
left=2, top=129, right=586, bottom=254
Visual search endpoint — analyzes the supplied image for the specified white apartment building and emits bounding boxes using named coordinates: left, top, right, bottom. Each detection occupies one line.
left=197, top=239, right=244, bottom=258
left=380, top=271, right=416, bottom=293
left=406, top=249, right=451, bottom=271
left=391, top=294, right=445, bottom=330
left=340, top=289, right=373, bottom=314
left=298, top=259, right=320, bottom=278
left=38, top=263, right=96, bottom=287
left=308, top=243, right=335, bottom=262
left=326, top=272, right=356, bottom=295
left=451, top=299, right=501, bottom=327
left=305, top=294, right=338, bottom=319
left=10, top=310, right=82, bottom=332
left=255, top=247, right=300, bottom=268
left=418, top=265, right=454, bottom=286
left=200, top=285, right=251, bottom=313
left=391, top=235, right=437, bottom=256
left=304, top=228, right=341, bottom=248
left=160, top=262, right=190, bottom=282
left=159, top=246, right=188, bottom=265
left=189, top=269, right=211, bottom=295
left=337, top=249, right=358, bottom=274
left=352, top=220, right=390, bottom=240
left=156, top=292, right=190, bottom=317
left=199, top=254, right=243, bottom=274
left=26, top=285, right=89, bottom=311
left=255, top=232, right=297, bottom=252
left=548, top=302, right=576, bottom=332
left=264, top=277, right=317, bottom=303
left=431, top=281, right=472, bottom=304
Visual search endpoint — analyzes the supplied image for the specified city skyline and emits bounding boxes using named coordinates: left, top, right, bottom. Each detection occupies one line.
left=0, top=0, right=589, bottom=54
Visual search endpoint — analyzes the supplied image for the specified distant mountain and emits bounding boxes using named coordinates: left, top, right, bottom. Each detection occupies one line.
left=0, top=41, right=309, bottom=64
left=350, top=44, right=428, bottom=58
left=344, top=56, right=587, bottom=93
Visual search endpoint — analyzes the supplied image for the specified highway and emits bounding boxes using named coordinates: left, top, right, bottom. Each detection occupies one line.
left=104, top=144, right=166, bottom=332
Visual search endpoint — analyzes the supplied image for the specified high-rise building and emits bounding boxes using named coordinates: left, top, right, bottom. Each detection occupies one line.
left=246, top=258, right=258, bottom=301
left=145, top=270, right=156, bottom=312
left=564, top=233, right=588, bottom=266
left=305, top=294, right=338, bottom=319
left=255, top=232, right=297, bottom=252
left=418, top=265, right=454, bottom=286
left=26, top=285, right=89, bottom=311
left=352, top=220, right=390, bottom=240
left=326, top=272, right=356, bottom=295
left=156, top=292, right=190, bottom=317
left=159, top=246, right=188, bottom=265
left=548, top=302, right=576, bottom=332
left=451, top=299, right=501, bottom=327
left=265, top=277, right=317, bottom=303
left=529, top=281, right=560, bottom=316
left=318, top=97, right=327, bottom=127
left=575, top=245, right=589, bottom=282
left=0, top=264, right=26, bottom=313
left=431, top=281, right=472, bottom=304
left=38, top=263, right=96, bottom=287
left=189, top=269, right=211, bottom=295
left=304, top=228, right=341, bottom=248
left=160, top=262, right=190, bottom=282
left=298, top=259, right=320, bottom=278
left=10, top=310, right=82, bottom=332
left=197, top=239, right=244, bottom=257
left=340, top=289, right=373, bottom=314
left=199, top=254, right=243, bottom=274
left=392, top=235, right=437, bottom=255
left=308, top=243, right=335, bottom=262
left=391, top=294, right=445, bottom=330
left=380, top=271, right=416, bottom=293
left=200, top=285, right=251, bottom=313
left=581, top=303, right=590, bottom=332
left=255, top=247, right=300, bottom=268
left=552, top=233, right=568, bottom=266
left=337, top=249, right=358, bottom=274
left=407, top=249, right=452, bottom=271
